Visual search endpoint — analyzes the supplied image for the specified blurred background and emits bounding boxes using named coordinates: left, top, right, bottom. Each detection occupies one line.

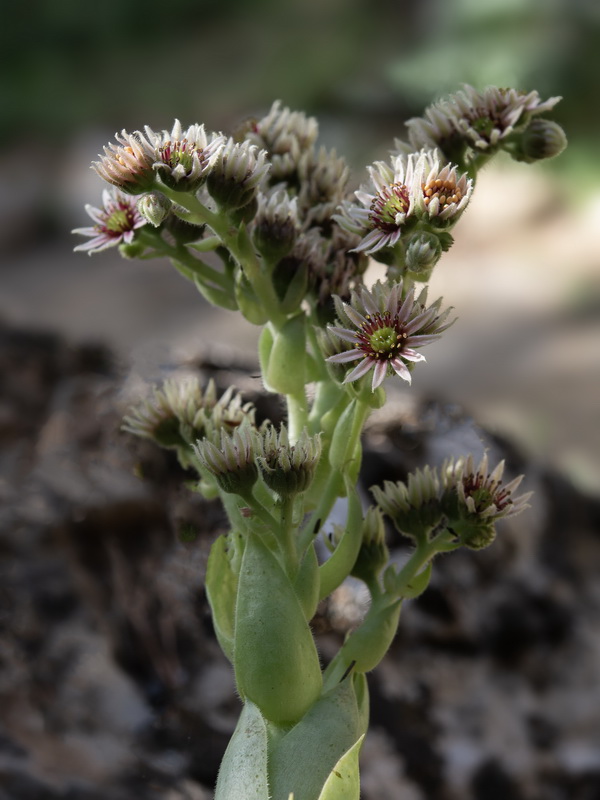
left=2, top=0, right=599, bottom=488
left=1, top=1, right=599, bottom=799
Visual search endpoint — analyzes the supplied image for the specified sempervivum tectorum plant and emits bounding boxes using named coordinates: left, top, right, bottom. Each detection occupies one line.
left=72, top=187, right=147, bottom=254
left=441, top=453, right=532, bottom=549
left=326, top=281, right=454, bottom=390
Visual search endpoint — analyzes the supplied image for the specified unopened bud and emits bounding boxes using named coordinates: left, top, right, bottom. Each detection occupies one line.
left=165, top=211, right=206, bottom=244
left=351, top=507, right=389, bottom=584
left=258, top=426, right=321, bottom=496
left=137, top=191, right=171, bottom=227
left=193, top=424, right=259, bottom=495
left=371, top=466, right=443, bottom=542
left=207, top=139, right=270, bottom=211
left=405, top=231, right=443, bottom=276
left=118, top=240, right=146, bottom=259
left=252, top=190, right=300, bottom=263
left=513, top=118, right=568, bottom=163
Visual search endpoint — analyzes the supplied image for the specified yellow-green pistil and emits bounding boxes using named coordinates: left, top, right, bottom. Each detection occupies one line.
left=159, top=139, right=196, bottom=170
left=104, top=208, right=134, bottom=234
left=359, top=314, right=408, bottom=360
left=369, top=182, right=410, bottom=232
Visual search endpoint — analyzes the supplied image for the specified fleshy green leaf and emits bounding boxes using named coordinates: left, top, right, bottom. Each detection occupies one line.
left=318, top=482, right=363, bottom=601
left=293, top=543, right=320, bottom=621
left=328, top=399, right=357, bottom=471
left=280, top=261, right=308, bottom=314
left=214, top=700, right=269, bottom=800
left=268, top=678, right=364, bottom=800
left=235, top=269, right=269, bottom=325
left=193, top=274, right=238, bottom=311
left=234, top=532, right=322, bottom=724
left=324, top=598, right=402, bottom=686
left=265, top=313, right=307, bottom=395
left=205, top=534, right=238, bottom=663
left=316, top=735, right=364, bottom=800
left=258, top=324, right=274, bottom=388
left=398, top=562, right=433, bottom=598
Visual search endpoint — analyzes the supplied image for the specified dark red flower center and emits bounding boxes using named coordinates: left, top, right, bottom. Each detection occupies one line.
left=99, top=203, right=137, bottom=237
left=462, top=474, right=513, bottom=512
left=369, top=183, right=410, bottom=232
left=357, top=312, right=408, bottom=361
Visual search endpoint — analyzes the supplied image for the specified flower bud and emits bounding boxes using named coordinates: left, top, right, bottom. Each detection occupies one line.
left=351, top=507, right=389, bottom=585
left=252, top=190, right=300, bottom=263
left=404, top=231, right=443, bottom=277
left=164, top=213, right=206, bottom=244
left=137, top=191, right=172, bottom=227
left=146, top=120, right=225, bottom=192
left=207, top=139, right=270, bottom=211
left=193, top=424, right=259, bottom=495
left=440, top=453, right=532, bottom=550
left=92, top=129, right=156, bottom=194
left=257, top=426, right=321, bottom=497
left=512, top=118, right=568, bottom=163
left=371, top=466, right=443, bottom=542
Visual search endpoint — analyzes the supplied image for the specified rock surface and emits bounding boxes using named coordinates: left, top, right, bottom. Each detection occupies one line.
left=1, top=324, right=599, bottom=799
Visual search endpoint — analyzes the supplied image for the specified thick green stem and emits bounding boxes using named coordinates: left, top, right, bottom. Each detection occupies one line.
left=161, top=187, right=286, bottom=327
left=286, top=390, right=309, bottom=443
left=394, top=527, right=459, bottom=597
left=300, top=397, right=369, bottom=552
left=308, top=380, right=345, bottom=436
left=298, top=468, right=344, bottom=554
left=137, top=228, right=231, bottom=290
left=237, top=488, right=281, bottom=533
left=279, top=495, right=298, bottom=573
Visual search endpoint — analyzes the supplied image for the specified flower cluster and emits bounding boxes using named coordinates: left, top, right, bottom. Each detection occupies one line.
left=372, top=453, right=532, bottom=549
left=334, top=149, right=472, bottom=257
left=244, top=100, right=319, bottom=181
left=397, top=84, right=562, bottom=165
left=92, top=120, right=225, bottom=195
left=122, top=378, right=257, bottom=468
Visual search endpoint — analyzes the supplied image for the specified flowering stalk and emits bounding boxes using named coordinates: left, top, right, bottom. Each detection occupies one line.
left=74, top=88, right=563, bottom=800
